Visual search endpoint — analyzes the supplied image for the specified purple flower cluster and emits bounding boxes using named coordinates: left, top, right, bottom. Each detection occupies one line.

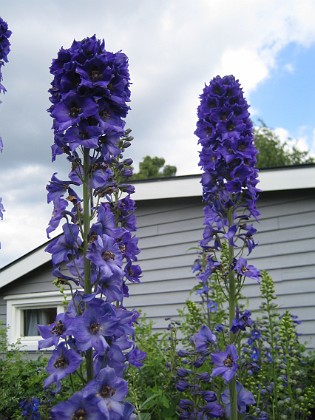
left=231, top=307, right=253, bottom=334
left=0, top=197, right=4, bottom=220
left=40, top=35, right=143, bottom=417
left=20, top=397, right=40, bottom=420
left=176, top=325, right=255, bottom=418
left=51, top=367, right=134, bottom=419
left=48, top=35, right=131, bottom=162
left=0, top=16, right=11, bottom=94
left=222, top=382, right=256, bottom=417
left=195, top=74, right=260, bottom=282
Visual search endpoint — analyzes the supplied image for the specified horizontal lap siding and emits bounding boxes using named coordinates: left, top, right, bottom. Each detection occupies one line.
left=134, top=192, right=315, bottom=349
left=130, top=197, right=203, bottom=328
left=0, top=264, right=56, bottom=327
left=243, top=191, right=315, bottom=349
left=0, top=191, right=314, bottom=349
left=1, top=264, right=55, bottom=296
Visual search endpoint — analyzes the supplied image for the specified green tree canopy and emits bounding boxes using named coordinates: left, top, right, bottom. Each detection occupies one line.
left=132, top=155, right=177, bottom=180
left=254, top=121, right=314, bottom=169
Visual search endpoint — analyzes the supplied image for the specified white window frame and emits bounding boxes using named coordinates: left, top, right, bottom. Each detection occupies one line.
left=4, top=291, right=69, bottom=351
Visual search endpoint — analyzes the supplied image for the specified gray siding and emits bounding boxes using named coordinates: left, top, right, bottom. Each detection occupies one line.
left=0, top=264, right=55, bottom=325
left=0, top=190, right=314, bottom=349
left=127, top=197, right=203, bottom=326
left=127, top=191, right=315, bottom=349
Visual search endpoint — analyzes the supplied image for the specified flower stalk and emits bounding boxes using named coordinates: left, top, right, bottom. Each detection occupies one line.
left=228, top=241, right=238, bottom=419
left=39, top=36, right=145, bottom=418
left=190, top=74, right=260, bottom=418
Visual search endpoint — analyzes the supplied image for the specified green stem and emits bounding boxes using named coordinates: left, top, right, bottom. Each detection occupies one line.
left=266, top=295, right=278, bottom=418
left=228, top=249, right=238, bottom=420
left=83, top=148, right=93, bottom=381
left=228, top=210, right=238, bottom=420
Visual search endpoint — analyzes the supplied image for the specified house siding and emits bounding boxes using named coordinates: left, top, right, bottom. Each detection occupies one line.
left=0, top=189, right=314, bottom=349
left=128, top=190, right=315, bottom=349
left=0, top=264, right=55, bottom=325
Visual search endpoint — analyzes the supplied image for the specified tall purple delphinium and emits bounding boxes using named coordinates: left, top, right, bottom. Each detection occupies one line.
left=40, top=35, right=144, bottom=418
left=0, top=17, right=11, bottom=245
left=196, top=75, right=260, bottom=253
left=0, top=17, right=11, bottom=96
left=192, top=75, right=259, bottom=419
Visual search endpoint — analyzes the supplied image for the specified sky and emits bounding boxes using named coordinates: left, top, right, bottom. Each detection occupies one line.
left=1, top=0, right=315, bottom=267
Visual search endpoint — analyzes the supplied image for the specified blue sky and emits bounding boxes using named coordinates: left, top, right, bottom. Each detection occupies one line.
left=251, top=43, right=315, bottom=149
left=1, top=0, right=315, bottom=266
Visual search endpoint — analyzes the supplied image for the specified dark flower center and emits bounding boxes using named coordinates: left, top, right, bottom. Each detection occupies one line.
left=100, top=109, right=110, bottom=121
left=225, top=88, right=233, bottom=97
left=67, top=194, right=78, bottom=204
left=90, top=69, right=102, bottom=82
left=88, top=232, right=98, bottom=243
left=213, top=86, right=222, bottom=95
left=52, top=320, right=65, bottom=336
left=119, top=244, right=126, bottom=254
left=224, top=355, right=233, bottom=367
left=72, top=408, right=87, bottom=420
left=54, top=356, right=67, bottom=369
left=69, top=106, right=81, bottom=118
left=127, top=267, right=134, bottom=276
left=102, top=250, right=115, bottom=261
left=227, top=121, right=235, bottom=131
left=100, top=385, right=116, bottom=398
left=89, top=322, right=100, bottom=334
left=79, top=130, right=90, bottom=140
left=208, top=99, right=217, bottom=108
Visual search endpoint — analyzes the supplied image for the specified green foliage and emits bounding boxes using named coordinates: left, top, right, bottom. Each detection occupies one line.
left=1, top=282, right=315, bottom=419
left=141, top=266, right=315, bottom=419
left=254, top=120, right=314, bottom=169
left=132, top=155, right=177, bottom=180
left=242, top=271, right=315, bottom=419
left=0, top=323, right=49, bottom=419
left=125, top=316, right=179, bottom=419
left=0, top=322, right=81, bottom=419
left=177, top=300, right=205, bottom=348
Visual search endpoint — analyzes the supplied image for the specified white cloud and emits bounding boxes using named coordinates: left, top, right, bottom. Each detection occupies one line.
left=274, top=127, right=291, bottom=144
left=284, top=63, right=295, bottom=73
left=0, top=164, right=54, bottom=267
left=219, top=48, right=272, bottom=93
left=274, top=126, right=310, bottom=152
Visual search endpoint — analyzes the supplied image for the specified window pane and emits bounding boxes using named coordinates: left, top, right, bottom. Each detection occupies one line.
left=23, top=307, right=57, bottom=336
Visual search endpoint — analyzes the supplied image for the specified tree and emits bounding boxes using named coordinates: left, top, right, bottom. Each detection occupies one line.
left=132, top=155, right=177, bottom=180
left=254, top=121, right=314, bottom=169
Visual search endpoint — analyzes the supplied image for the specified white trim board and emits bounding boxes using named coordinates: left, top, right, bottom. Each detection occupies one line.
left=132, top=166, right=315, bottom=201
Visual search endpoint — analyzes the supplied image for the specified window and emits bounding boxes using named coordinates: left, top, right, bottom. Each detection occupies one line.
left=4, top=291, right=67, bottom=351
left=23, top=307, right=57, bottom=336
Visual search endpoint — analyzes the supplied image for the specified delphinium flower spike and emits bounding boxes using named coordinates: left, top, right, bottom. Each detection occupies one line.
left=191, top=75, right=259, bottom=418
left=0, top=17, right=11, bottom=95
left=0, top=17, right=11, bottom=244
left=40, top=35, right=143, bottom=418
